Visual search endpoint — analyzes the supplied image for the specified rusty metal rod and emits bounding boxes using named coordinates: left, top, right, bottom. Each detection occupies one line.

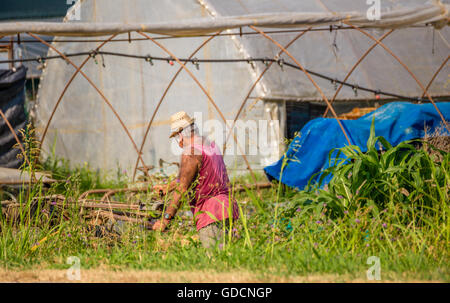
left=78, top=189, right=112, bottom=200
left=78, top=187, right=153, bottom=202
left=132, top=32, right=221, bottom=181
left=323, top=29, right=394, bottom=117
left=136, top=31, right=258, bottom=183
left=38, top=34, right=118, bottom=159
left=223, top=27, right=312, bottom=153
left=27, top=33, right=147, bottom=168
left=421, top=55, right=449, bottom=99
left=109, top=209, right=156, bottom=218
left=100, top=187, right=150, bottom=202
left=72, top=201, right=154, bottom=211
left=249, top=25, right=352, bottom=146
left=344, top=23, right=449, bottom=132
left=95, top=210, right=154, bottom=228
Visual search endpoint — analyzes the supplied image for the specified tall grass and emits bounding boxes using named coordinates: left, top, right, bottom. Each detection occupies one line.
left=284, top=120, right=449, bottom=256
left=0, top=122, right=448, bottom=281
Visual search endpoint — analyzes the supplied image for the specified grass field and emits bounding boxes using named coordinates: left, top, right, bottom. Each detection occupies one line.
left=0, top=124, right=448, bottom=283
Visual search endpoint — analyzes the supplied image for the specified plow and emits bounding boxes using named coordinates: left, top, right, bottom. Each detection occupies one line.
left=1, top=180, right=166, bottom=234
left=0, top=168, right=272, bottom=235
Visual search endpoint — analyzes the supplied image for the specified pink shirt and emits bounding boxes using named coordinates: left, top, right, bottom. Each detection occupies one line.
left=185, top=137, right=239, bottom=231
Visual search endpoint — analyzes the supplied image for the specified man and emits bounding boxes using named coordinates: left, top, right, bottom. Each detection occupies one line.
left=152, top=111, right=239, bottom=248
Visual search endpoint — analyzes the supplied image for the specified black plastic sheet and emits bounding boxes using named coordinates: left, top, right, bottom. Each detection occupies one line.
left=0, top=65, right=27, bottom=168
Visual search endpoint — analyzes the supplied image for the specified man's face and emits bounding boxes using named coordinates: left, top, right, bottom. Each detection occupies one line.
left=176, top=133, right=184, bottom=148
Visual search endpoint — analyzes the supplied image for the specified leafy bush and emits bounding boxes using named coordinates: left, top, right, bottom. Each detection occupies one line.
left=289, top=120, right=449, bottom=223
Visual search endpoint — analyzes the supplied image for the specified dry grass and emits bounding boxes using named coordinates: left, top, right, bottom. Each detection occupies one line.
left=0, top=269, right=445, bottom=283
left=423, top=122, right=450, bottom=162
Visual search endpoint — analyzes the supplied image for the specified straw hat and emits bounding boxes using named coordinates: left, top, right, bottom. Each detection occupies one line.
left=169, top=111, right=195, bottom=138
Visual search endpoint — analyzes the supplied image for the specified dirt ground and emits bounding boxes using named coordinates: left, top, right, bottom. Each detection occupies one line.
left=0, top=269, right=443, bottom=283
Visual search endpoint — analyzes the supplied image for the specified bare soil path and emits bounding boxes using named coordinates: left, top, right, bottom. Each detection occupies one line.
left=0, top=269, right=442, bottom=283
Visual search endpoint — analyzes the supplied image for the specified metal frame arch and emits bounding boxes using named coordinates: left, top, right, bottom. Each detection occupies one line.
left=38, top=34, right=118, bottom=157
left=249, top=25, right=352, bottom=146
left=136, top=31, right=258, bottom=183
left=131, top=32, right=222, bottom=181
left=27, top=33, right=147, bottom=169
left=323, top=29, right=395, bottom=117
left=344, top=23, right=449, bottom=131
left=223, top=27, right=312, bottom=154
left=421, top=55, right=449, bottom=99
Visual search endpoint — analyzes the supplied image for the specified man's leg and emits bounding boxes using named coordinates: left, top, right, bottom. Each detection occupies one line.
left=198, top=221, right=225, bottom=249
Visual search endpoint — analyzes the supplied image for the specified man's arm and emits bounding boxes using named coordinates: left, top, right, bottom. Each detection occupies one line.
left=153, top=179, right=179, bottom=195
left=152, top=153, right=201, bottom=231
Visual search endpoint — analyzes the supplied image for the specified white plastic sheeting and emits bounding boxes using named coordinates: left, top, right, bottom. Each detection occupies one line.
left=35, top=0, right=276, bottom=175
left=31, top=0, right=450, bottom=176
left=0, top=1, right=448, bottom=36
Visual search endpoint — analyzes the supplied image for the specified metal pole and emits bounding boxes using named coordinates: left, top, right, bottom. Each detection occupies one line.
left=249, top=25, right=352, bottom=146
left=421, top=55, right=449, bottom=99
left=28, top=33, right=147, bottom=168
left=345, top=23, right=449, bottom=132
left=223, top=28, right=312, bottom=153
left=38, top=34, right=118, bottom=158
left=323, top=29, right=394, bottom=117
left=136, top=31, right=258, bottom=183
left=132, top=32, right=221, bottom=181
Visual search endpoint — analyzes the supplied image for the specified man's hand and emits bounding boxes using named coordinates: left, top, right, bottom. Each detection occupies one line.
left=153, top=179, right=180, bottom=196
left=152, top=219, right=169, bottom=231
left=153, top=184, right=167, bottom=196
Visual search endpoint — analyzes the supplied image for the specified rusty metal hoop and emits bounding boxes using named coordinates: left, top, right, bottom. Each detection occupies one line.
left=345, top=23, right=449, bottom=132
left=249, top=25, right=352, bottom=146
left=223, top=27, right=312, bottom=153
left=421, top=55, right=449, bottom=99
left=323, top=29, right=395, bottom=117
left=136, top=31, right=258, bottom=183
left=131, top=32, right=222, bottom=181
left=27, top=33, right=147, bottom=168
left=38, top=34, right=118, bottom=159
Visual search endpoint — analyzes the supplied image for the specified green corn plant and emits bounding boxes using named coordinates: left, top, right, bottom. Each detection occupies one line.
left=289, top=118, right=448, bottom=227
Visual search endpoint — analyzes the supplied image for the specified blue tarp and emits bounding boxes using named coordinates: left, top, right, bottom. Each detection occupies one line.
left=264, top=102, right=450, bottom=190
